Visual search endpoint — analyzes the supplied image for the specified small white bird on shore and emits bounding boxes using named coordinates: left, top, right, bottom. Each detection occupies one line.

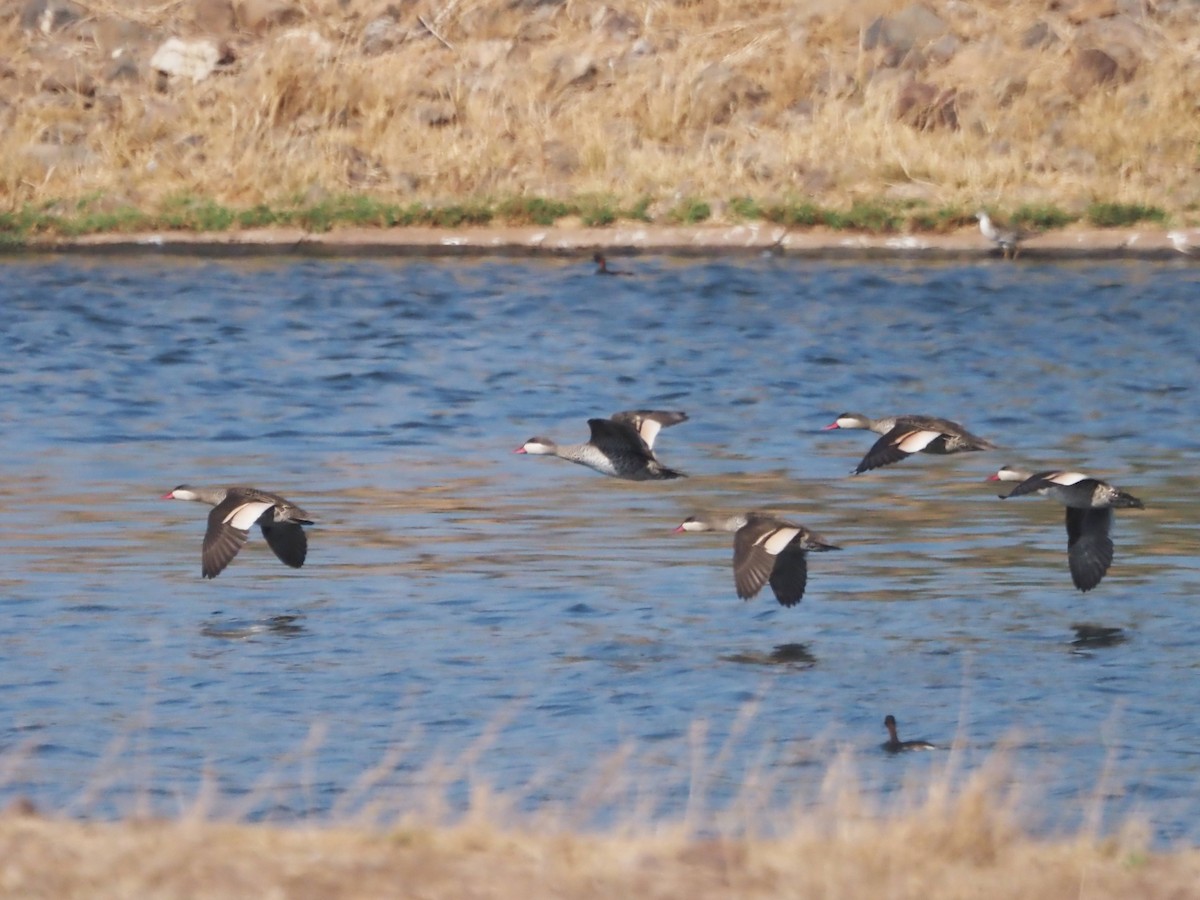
left=976, top=210, right=1025, bottom=260
left=1167, top=231, right=1194, bottom=255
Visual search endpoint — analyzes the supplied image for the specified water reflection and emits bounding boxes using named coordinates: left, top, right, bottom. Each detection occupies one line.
left=722, top=643, right=817, bottom=669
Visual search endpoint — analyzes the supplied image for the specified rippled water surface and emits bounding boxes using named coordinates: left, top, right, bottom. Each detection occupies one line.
left=1, top=252, right=1197, bottom=840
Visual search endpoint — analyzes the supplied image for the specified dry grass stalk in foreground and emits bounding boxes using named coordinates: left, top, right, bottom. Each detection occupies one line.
left=1, top=0, right=1199, bottom=228
left=1, top=782, right=1198, bottom=898
left=1, top=758, right=1199, bottom=899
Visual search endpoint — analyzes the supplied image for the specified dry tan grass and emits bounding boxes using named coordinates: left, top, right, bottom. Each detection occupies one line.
left=2, top=756, right=1200, bottom=899
left=2, top=0, right=1199, bottom=226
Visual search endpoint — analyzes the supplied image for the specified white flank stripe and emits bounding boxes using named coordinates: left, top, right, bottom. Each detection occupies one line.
left=638, top=419, right=663, bottom=449
left=1048, top=471, right=1089, bottom=486
left=226, top=501, right=275, bottom=530
left=763, top=527, right=799, bottom=556
left=897, top=430, right=940, bottom=452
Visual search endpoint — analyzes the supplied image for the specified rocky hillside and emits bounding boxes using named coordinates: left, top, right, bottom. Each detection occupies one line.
left=1, top=0, right=1198, bottom=230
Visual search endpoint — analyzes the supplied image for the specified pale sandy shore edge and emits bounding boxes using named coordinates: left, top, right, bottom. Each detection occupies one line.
left=11, top=224, right=1200, bottom=260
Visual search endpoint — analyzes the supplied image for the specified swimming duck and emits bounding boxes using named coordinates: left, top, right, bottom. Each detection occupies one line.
left=824, top=412, right=997, bottom=475
left=882, top=714, right=936, bottom=753
left=593, top=252, right=633, bottom=276
left=674, top=512, right=841, bottom=607
left=162, top=485, right=313, bottom=579
left=516, top=410, right=687, bottom=480
left=989, top=466, right=1144, bottom=592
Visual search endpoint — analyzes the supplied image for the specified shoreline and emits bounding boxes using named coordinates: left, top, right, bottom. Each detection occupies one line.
left=10, top=224, right=1199, bottom=260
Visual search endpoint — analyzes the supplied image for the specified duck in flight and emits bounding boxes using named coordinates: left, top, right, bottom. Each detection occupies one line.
left=989, top=466, right=1144, bottom=592
left=516, top=410, right=687, bottom=480
left=675, top=512, right=841, bottom=607
left=824, top=412, right=997, bottom=475
left=162, top=485, right=314, bottom=579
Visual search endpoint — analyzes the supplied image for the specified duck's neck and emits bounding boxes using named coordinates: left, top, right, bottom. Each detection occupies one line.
left=176, top=487, right=228, bottom=507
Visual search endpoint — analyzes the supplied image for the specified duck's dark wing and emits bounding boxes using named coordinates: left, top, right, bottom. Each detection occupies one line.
left=1066, top=507, right=1114, bottom=592
left=202, top=505, right=249, bottom=579
left=854, top=426, right=942, bottom=473
left=1006, top=472, right=1099, bottom=500
left=201, top=494, right=276, bottom=579
left=587, top=418, right=656, bottom=461
left=732, top=525, right=776, bottom=601
left=259, top=518, right=309, bottom=569
left=732, top=516, right=805, bottom=603
left=766, top=545, right=809, bottom=607
left=609, top=410, right=688, bottom=451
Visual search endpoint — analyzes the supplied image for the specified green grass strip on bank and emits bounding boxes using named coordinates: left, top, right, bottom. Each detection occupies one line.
left=0, top=195, right=1172, bottom=241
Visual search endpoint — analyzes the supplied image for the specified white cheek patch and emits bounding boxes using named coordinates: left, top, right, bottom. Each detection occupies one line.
left=226, top=501, right=274, bottom=530
left=897, top=430, right=941, bottom=452
left=761, top=527, right=799, bottom=556
left=1048, top=471, right=1089, bottom=486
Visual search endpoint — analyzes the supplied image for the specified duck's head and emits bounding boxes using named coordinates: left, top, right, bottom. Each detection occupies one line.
left=515, top=438, right=557, bottom=455
left=161, top=485, right=196, bottom=500
left=987, top=466, right=1030, bottom=483
left=673, top=516, right=711, bottom=534
left=823, top=412, right=871, bottom=431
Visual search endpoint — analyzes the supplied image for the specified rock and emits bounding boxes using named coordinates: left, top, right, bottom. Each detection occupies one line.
left=343, top=146, right=388, bottom=186
left=417, top=101, right=457, bottom=126
left=86, top=17, right=154, bottom=56
left=23, top=142, right=92, bottom=173
left=150, top=37, right=222, bottom=84
left=690, top=63, right=769, bottom=125
left=542, top=140, right=579, bottom=176
left=1021, top=21, right=1058, bottom=50
left=1065, top=0, right=1119, bottom=24
left=863, top=3, right=949, bottom=63
left=925, top=33, right=960, bottom=64
left=629, top=37, right=655, bottom=57
left=236, top=0, right=304, bottom=33
left=361, top=15, right=402, bottom=56
left=20, top=0, right=82, bottom=32
left=894, top=80, right=959, bottom=130
left=994, top=74, right=1026, bottom=107
left=277, top=28, right=334, bottom=61
left=105, top=54, right=140, bottom=83
left=1075, top=16, right=1149, bottom=77
left=191, top=0, right=236, bottom=33
left=546, top=52, right=597, bottom=91
left=40, top=62, right=95, bottom=96
left=466, top=40, right=512, bottom=70
left=591, top=6, right=638, bottom=39
left=1064, top=47, right=1120, bottom=97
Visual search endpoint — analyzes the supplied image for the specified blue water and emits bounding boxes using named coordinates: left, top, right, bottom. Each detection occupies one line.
left=0, top=253, right=1197, bottom=840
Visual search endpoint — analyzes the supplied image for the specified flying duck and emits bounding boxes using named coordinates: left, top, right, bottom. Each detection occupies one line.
left=162, top=485, right=314, bottom=579
left=989, top=466, right=1145, bottom=592
left=882, top=715, right=936, bottom=753
left=674, top=512, right=841, bottom=607
left=516, top=410, right=687, bottom=480
left=824, top=412, right=997, bottom=475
